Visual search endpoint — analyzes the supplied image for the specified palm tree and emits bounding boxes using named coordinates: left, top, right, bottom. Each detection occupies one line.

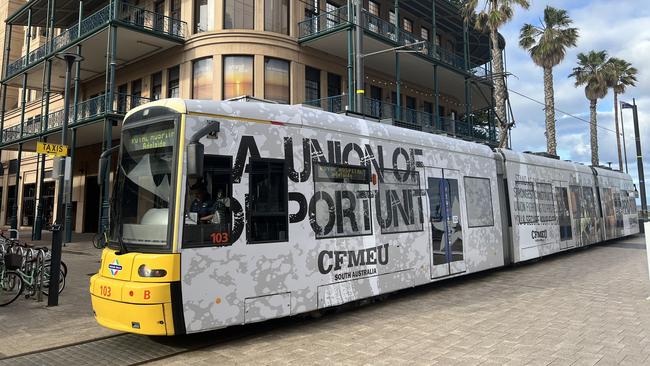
left=463, top=0, right=530, bottom=148
left=569, top=50, right=611, bottom=167
left=607, top=57, right=637, bottom=171
left=519, top=6, right=579, bottom=156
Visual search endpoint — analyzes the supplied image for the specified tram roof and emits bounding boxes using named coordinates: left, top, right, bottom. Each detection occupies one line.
left=128, top=99, right=497, bottom=160
left=592, top=166, right=634, bottom=180
left=498, top=148, right=595, bottom=175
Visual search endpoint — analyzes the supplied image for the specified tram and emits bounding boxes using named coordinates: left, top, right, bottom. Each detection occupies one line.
left=90, top=99, right=639, bottom=335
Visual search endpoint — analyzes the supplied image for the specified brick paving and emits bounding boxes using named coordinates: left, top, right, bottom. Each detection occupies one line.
left=151, top=235, right=650, bottom=366
left=1, top=233, right=649, bottom=365
left=0, top=232, right=117, bottom=358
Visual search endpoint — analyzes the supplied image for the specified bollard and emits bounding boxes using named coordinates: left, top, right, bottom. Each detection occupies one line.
left=646, top=222, right=650, bottom=284
left=37, top=250, right=44, bottom=302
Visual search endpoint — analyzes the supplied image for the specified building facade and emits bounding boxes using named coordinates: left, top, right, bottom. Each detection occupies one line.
left=0, top=0, right=497, bottom=239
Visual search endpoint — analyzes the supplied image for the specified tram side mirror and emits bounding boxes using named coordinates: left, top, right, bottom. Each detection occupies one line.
left=98, top=156, right=109, bottom=186
left=187, top=142, right=204, bottom=178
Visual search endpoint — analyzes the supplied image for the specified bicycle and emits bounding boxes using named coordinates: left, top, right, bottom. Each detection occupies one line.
left=92, top=230, right=109, bottom=249
left=0, top=235, right=67, bottom=306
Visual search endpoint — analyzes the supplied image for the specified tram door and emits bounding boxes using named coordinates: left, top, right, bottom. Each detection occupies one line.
left=426, top=168, right=466, bottom=278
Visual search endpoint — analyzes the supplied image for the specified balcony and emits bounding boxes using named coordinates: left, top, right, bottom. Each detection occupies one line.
left=298, top=6, right=468, bottom=71
left=4, top=1, right=187, bottom=85
left=298, top=6, right=350, bottom=40
left=304, top=95, right=497, bottom=145
left=1, top=93, right=149, bottom=146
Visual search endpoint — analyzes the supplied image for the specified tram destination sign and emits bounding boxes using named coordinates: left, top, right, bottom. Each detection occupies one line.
left=128, top=128, right=175, bottom=150
left=36, top=142, right=68, bottom=157
left=314, top=163, right=369, bottom=184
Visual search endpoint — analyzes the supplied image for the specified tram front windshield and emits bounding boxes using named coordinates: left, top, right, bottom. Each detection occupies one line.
left=110, top=120, right=176, bottom=250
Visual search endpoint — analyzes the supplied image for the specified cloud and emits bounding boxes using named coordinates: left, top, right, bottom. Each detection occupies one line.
left=500, top=0, right=650, bottom=206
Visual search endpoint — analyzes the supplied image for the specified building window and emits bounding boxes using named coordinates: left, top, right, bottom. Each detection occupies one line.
left=264, top=58, right=290, bottom=104
left=194, top=0, right=214, bottom=33
left=403, top=18, right=413, bottom=33
left=305, top=66, right=320, bottom=102
left=368, top=1, right=380, bottom=16
left=421, top=27, right=429, bottom=41
left=5, top=185, right=15, bottom=225
left=265, top=0, right=289, bottom=35
left=131, top=79, right=142, bottom=108
left=22, top=183, right=36, bottom=226
left=8, top=159, right=17, bottom=175
left=192, top=57, right=214, bottom=99
left=312, top=162, right=372, bottom=238
left=223, top=56, right=253, bottom=99
left=389, top=10, right=396, bottom=25
left=464, top=177, right=494, bottom=227
left=224, top=0, right=254, bottom=29
left=171, top=0, right=182, bottom=36
left=248, top=159, right=288, bottom=243
left=117, top=84, right=128, bottom=112
left=325, top=1, right=338, bottom=28
left=183, top=156, right=233, bottom=248
left=151, top=72, right=162, bottom=101
left=168, top=66, right=180, bottom=98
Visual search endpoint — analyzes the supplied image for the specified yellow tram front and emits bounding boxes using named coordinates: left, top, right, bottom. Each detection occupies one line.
left=90, top=100, right=188, bottom=336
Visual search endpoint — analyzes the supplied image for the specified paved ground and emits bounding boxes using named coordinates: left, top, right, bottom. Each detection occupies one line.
left=0, top=232, right=117, bottom=358
left=1, top=233, right=649, bottom=365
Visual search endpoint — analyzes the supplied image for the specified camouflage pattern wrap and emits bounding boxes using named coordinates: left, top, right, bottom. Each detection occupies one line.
left=498, top=149, right=639, bottom=263
left=176, top=101, right=504, bottom=333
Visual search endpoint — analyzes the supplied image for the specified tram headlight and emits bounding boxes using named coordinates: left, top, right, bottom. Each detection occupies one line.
left=138, top=264, right=167, bottom=278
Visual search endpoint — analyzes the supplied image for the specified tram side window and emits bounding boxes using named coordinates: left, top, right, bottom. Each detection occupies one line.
left=378, top=168, right=423, bottom=234
left=536, top=183, right=556, bottom=222
left=463, top=177, right=494, bottom=227
left=183, top=155, right=233, bottom=248
left=248, top=159, right=288, bottom=243
left=581, top=187, right=596, bottom=219
left=555, top=187, right=572, bottom=241
left=312, top=162, right=372, bottom=238
left=569, top=185, right=582, bottom=220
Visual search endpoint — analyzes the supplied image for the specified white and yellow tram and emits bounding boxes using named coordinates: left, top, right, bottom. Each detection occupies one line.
left=90, top=99, right=639, bottom=335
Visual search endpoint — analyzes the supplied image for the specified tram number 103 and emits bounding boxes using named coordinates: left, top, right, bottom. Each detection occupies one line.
left=100, top=285, right=112, bottom=297
left=210, top=232, right=230, bottom=245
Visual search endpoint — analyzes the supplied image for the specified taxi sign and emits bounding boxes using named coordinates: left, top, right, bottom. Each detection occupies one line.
left=36, top=142, right=68, bottom=157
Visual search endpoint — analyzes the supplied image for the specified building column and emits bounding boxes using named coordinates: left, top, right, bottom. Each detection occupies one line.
left=394, top=0, right=400, bottom=120
left=254, top=54, right=264, bottom=98
left=346, top=1, right=354, bottom=110
left=255, top=0, right=264, bottom=31
left=291, top=62, right=305, bottom=105
left=100, top=25, right=117, bottom=234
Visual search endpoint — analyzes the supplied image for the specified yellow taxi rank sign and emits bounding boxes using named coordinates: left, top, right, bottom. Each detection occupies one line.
left=36, top=141, right=68, bottom=157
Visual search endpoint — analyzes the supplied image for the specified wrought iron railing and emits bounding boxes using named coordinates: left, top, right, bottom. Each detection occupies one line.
left=116, top=2, right=187, bottom=38
left=298, top=6, right=472, bottom=72
left=303, top=94, right=497, bottom=145
left=1, top=93, right=150, bottom=144
left=5, top=1, right=187, bottom=79
left=298, top=5, right=350, bottom=38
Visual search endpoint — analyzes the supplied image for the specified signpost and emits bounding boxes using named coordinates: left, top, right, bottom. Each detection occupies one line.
left=36, top=141, right=68, bottom=157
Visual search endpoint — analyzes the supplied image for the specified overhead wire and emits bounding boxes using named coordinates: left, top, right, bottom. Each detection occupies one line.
left=508, top=88, right=618, bottom=135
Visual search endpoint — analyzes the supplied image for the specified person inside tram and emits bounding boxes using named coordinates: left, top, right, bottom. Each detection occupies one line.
left=189, top=182, right=214, bottom=224
left=198, top=187, right=230, bottom=231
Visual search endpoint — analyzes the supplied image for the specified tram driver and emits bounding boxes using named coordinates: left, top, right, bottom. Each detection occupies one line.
left=189, top=182, right=214, bottom=224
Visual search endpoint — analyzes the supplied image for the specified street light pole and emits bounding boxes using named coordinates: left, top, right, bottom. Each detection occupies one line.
left=48, top=52, right=83, bottom=306
left=621, top=101, right=629, bottom=174
left=632, top=99, right=647, bottom=219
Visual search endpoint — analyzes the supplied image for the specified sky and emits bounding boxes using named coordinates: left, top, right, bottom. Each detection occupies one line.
left=500, top=0, right=649, bottom=208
